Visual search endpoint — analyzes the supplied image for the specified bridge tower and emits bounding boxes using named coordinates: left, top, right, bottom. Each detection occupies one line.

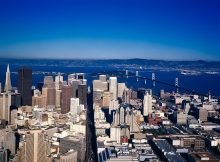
left=152, top=73, right=155, bottom=86
left=175, top=77, right=179, bottom=93
left=125, top=70, right=128, bottom=78
left=136, top=71, right=139, bottom=82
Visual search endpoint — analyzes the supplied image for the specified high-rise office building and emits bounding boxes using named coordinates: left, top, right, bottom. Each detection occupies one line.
left=67, top=73, right=76, bottom=85
left=55, top=89, right=62, bottom=109
left=78, top=84, right=87, bottom=106
left=0, top=92, right=21, bottom=122
left=99, top=75, right=107, bottom=82
left=0, top=128, right=16, bottom=155
left=19, top=130, right=50, bottom=162
left=70, top=80, right=81, bottom=98
left=55, top=74, right=63, bottom=90
left=70, top=98, right=80, bottom=115
left=34, top=76, right=56, bottom=108
left=43, top=76, right=53, bottom=86
left=61, top=85, right=73, bottom=114
left=117, top=83, right=126, bottom=98
left=32, top=92, right=46, bottom=108
left=10, top=109, right=17, bottom=125
left=82, top=79, right=87, bottom=85
left=102, top=91, right=111, bottom=107
left=122, top=88, right=131, bottom=104
left=143, top=92, right=153, bottom=116
left=18, top=68, right=32, bottom=106
left=42, top=87, right=56, bottom=107
left=4, top=64, right=12, bottom=92
left=93, top=90, right=103, bottom=102
left=55, top=74, right=63, bottom=84
left=93, top=80, right=108, bottom=92
left=109, top=77, right=117, bottom=100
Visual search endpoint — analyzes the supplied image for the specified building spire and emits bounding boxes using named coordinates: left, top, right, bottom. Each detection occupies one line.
left=4, top=64, right=12, bottom=92
left=7, top=64, right=10, bottom=72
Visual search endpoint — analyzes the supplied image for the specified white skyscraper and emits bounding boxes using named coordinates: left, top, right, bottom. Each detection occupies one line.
left=109, top=77, right=117, bottom=100
left=70, top=98, right=80, bottom=115
left=4, top=64, right=11, bottom=92
left=110, top=127, right=121, bottom=143
left=55, top=73, right=63, bottom=83
left=143, top=92, right=152, bottom=116
left=99, top=75, right=107, bottom=82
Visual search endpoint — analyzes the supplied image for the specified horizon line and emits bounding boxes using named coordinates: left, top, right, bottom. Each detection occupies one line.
left=0, top=57, right=220, bottom=62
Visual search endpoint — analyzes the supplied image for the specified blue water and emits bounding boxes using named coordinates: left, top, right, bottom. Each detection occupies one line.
left=0, top=61, right=220, bottom=97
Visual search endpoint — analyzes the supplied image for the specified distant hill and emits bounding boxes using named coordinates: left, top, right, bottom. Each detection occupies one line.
left=0, top=58, right=220, bottom=71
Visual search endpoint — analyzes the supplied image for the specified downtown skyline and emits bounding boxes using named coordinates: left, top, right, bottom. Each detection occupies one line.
left=0, top=0, right=220, bottom=60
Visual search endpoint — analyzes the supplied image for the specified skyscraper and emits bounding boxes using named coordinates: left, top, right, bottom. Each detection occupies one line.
left=70, top=98, right=80, bottom=115
left=78, top=84, right=87, bottom=106
left=143, top=92, right=153, bottom=116
left=99, top=75, right=107, bottom=82
left=18, top=68, right=32, bottom=106
left=102, top=91, right=111, bottom=107
left=19, top=130, right=50, bottom=162
left=55, top=74, right=63, bottom=90
left=4, top=64, right=12, bottom=92
left=93, top=80, right=108, bottom=92
left=61, top=85, right=73, bottom=114
left=70, top=79, right=81, bottom=98
left=0, top=127, right=16, bottom=155
left=117, top=83, right=126, bottom=98
left=43, top=76, right=54, bottom=86
left=42, top=76, right=56, bottom=107
left=42, top=87, right=56, bottom=107
left=109, top=77, right=117, bottom=100
left=0, top=92, right=21, bottom=122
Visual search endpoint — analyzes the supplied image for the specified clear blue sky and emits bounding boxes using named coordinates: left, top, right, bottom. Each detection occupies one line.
left=0, top=0, right=220, bottom=60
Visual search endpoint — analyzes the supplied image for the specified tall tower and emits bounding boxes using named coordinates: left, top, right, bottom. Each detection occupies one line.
left=42, top=76, right=56, bottom=107
left=61, top=85, right=73, bottom=114
left=70, top=98, right=80, bottom=115
left=19, top=130, right=50, bottom=162
left=143, top=92, right=152, bottom=116
left=0, top=92, right=21, bottom=122
left=78, top=84, right=87, bottom=106
left=18, top=68, right=32, bottom=106
left=109, top=77, right=117, bottom=100
left=4, top=64, right=12, bottom=92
